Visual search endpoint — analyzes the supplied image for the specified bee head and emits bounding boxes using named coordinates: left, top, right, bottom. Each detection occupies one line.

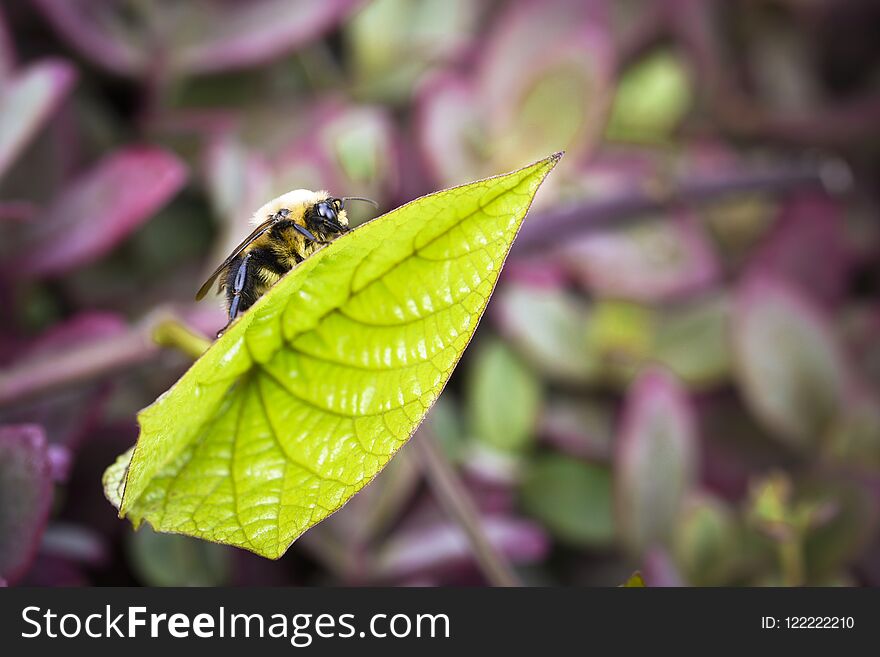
left=307, top=197, right=349, bottom=237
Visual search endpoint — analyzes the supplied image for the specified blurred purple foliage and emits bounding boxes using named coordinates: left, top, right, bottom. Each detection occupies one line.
left=0, top=0, right=879, bottom=587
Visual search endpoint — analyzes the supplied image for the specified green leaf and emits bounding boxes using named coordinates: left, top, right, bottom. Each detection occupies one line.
left=672, top=493, right=739, bottom=586
left=520, top=455, right=615, bottom=548
left=605, top=49, right=692, bottom=143
left=426, top=396, right=466, bottom=461
left=651, top=295, right=731, bottom=389
left=616, top=368, right=697, bottom=556
left=621, top=571, right=646, bottom=587
left=102, top=447, right=133, bottom=511
left=467, top=339, right=541, bottom=452
left=126, top=525, right=231, bottom=587
left=733, top=276, right=848, bottom=449
left=496, top=282, right=600, bottom=384
left=105, top=154, right=561, bottom=558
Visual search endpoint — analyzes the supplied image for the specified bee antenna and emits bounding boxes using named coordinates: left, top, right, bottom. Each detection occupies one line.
left=340, top=196, right=379, bottom=210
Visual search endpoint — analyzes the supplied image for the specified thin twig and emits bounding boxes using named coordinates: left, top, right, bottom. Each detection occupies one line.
left=414, top=426, right=522, bottom=587
left=513, top=163, right=840, bottom=255
left=0, top=325, right=158, bottom=407
left=0, top=308, right=213, bottom=407
left=152, top=317, right=211, bottom=359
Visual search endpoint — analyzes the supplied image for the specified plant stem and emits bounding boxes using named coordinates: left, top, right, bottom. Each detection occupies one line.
left=152, top=318, right=211, bottom=359
left=0, top=325, right=157, bottom=407
left=414, top=426, right=522, bottom=587
left=779, top=537, right=805, bottom=587
left=0, top=308, right=213, bottom=407
left=513, top=163, right=840, bottom=254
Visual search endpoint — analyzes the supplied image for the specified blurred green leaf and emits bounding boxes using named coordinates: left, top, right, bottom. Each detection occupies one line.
left=799, top=476, right=878, bottom=582
left=0, top=60, right=76, bottom=179
left=104, top=155, right=560, bottom=558
left=616, top=369, right=697, bottom=555
left=539, top=396, right=614, bottom=462
left=427, top=395, right=467, bottom=461
left=606, top=49, right=692, bottom=143
left=651, top=295, right=731, bottom=389
left=126, top=524, right=231, bottom=587
left=347, top=0, right=477, bottom=102
left=497, top=283, right=600, bottom=384
left=745, top=471, right=843, bottom=586
left=733, top=276, right=848, bottom=450
left=703, top=195, right=778, bottom=265
left=521, top=455, right=615, bottom=548
left=468, top=339, right=541, bottom=452
left=673, top=493, right=739, bottom=586
left=562, top=215, right=719, bottom=303
left=588, top=301, right=654, bottom=383
left=827, top=392, right=880, bottom=470
left=492, top=49, right=605, bottom=171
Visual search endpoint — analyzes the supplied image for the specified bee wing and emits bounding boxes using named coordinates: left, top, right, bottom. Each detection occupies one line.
left=195, top=217, right=276, bottom=300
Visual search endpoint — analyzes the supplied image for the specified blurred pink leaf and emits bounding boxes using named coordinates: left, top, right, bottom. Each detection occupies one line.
left=202, top=136, right=270, bottom=224
left=416, top=0, right=614, bottom=186
left=495, top=281, right=600, bottom=384
left=616, top=368, right=698, bottom=556
left=0, top=200, right=38, bottom=222
left=9, top=146, right=187, bottom=278
left=538, top=396, right=614, bottom=463
left=201, top=135, right=272, bottom=283
left=641, top=546, right=684, bottom=587
left=33, top=0, right=363, bottom=77
left=167, top=0, right=364, bottom=75
left=25, top=312, right=127, bottom=357
left=17, top=554, right=89, bottom=586
left=0, top=313, right=127, bottom=449
left=0, top=424, right=53, bottom=584
left=374, top=516, right=548, bottom=582
left=520, top=454, right=615, bottom=547
left=39, top=523, right=108, bottom=568
left=416, top=72, right=483, bottom=186
left=269, top=100, right=400, bottom=206
left=840, top=305, right=880, bottom=398
left=30, top=0, right=142, bottom=76
left=0, top=6, right=14, bottom=81
left=561, top=213, right=720, bottom=302
left=47, top=444, right=72, bottom=482
left=346, top=0, right=480, bottom=102
left=0, top=59, right=76, bottom=179
left=749, top=194, right=852, bottom=305
left=732, top=274, right=850, bottom=449
left=478, top=0, right=613, bottom=157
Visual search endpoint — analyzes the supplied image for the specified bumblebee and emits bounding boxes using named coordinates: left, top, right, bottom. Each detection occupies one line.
left=196, top=189, right=377, bottom=334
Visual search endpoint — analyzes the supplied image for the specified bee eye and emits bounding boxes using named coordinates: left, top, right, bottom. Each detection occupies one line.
left=317, top=202, right=336, bottom=220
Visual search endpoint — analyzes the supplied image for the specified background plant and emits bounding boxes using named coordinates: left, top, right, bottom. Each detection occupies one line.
left=1, top=0, right=879, bottom=587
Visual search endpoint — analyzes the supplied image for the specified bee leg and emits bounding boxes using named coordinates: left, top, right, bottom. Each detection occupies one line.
left=292, top=223, right=319, bottom=242
left=217, top=253, right=251, bottom=337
